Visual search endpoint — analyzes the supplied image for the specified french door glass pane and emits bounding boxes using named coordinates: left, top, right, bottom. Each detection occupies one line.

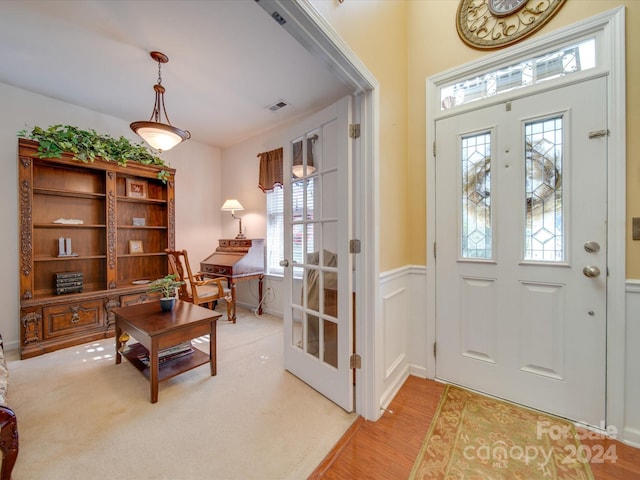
left=461, top=132, right=492, bottom=259
left=524, top=116, right=564, bottom=262
left=289, top=119, right=341, bottom=368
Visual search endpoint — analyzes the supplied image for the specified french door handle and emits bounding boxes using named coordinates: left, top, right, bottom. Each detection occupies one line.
left=279, top=259, right=289, bottom=268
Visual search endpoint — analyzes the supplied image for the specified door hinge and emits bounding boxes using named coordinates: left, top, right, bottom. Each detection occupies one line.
left=349, top=239, right=361, bottom=254
left=433, top=342, right=437, bottom=358
left=588, top=129, right=609, bottom=139
left=433, top=241, right=436, bottom=259
left=350, top=353, right=362, bottom=369
left=349, top=123, right=361, bottom=139
left=433, top=141, right=436, bottom=157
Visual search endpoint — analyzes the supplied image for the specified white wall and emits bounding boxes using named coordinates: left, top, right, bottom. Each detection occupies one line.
left=220, top=116, right=299, bottom=313
left=220, top=124, right=279, bottom=311
left=1, top=81, right=221, bottom=349
left=171, top=141, right=223, bottom=265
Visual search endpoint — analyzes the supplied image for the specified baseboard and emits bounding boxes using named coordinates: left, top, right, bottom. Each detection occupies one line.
left=3, top=340, right=19, bottom=353
left=234, top=301, right=283, bottom=318
left=623, top=427, right=640, bottom=448
left=409, top=363, right=428, bottom=379
left=379, top=364, right=410, bottom=412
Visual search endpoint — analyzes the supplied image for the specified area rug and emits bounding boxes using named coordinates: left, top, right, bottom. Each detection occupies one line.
left=409, top=385, right=595, bottom=480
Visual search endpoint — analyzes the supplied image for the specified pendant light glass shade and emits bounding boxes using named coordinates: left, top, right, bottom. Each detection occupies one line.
left=130, top=51, right=190, bottom=152
left=292, top=137, right=316, bottom=178
left=130, top=121, right=190, bottom=151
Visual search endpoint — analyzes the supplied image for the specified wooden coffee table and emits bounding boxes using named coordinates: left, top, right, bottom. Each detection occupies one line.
left=113, top=300, right=221, bottom=403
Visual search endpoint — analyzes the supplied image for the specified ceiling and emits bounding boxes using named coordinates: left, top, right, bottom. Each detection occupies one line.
left=0, top=0, right=352, bottom=149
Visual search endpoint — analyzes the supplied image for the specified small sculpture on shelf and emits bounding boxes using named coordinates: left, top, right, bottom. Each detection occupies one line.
left=147, top=274, right=184, bottom=312
left=57, top=237, right=78, bottom=257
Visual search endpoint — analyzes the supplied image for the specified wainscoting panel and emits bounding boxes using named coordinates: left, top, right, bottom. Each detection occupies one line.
left=383, top=287, right=407, bottom=380
left=378, top=266, right=427, bottom=411
left=625, top=281, right=640, bottom=447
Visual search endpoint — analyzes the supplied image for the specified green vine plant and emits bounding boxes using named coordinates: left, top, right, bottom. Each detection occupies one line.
left=17, top=125, right=171, bottom=182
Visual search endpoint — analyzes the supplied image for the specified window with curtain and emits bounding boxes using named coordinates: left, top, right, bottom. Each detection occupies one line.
left=266, top=186, right=285, bottom=276
left=266, top=180, right=315, bottom=277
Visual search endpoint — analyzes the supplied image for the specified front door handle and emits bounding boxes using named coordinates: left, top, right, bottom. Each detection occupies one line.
left=583, top=265, right=601, bottom=278
left=584, top=241, right=601, bottom=253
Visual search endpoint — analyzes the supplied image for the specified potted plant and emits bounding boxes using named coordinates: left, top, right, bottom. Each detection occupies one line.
left=147, top=274, right=184, bottom=311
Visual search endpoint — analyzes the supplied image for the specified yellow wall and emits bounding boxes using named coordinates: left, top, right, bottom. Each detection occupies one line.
left=314, top=0, right=640, bottom=276
left=312, top=0, right=408, bottom=272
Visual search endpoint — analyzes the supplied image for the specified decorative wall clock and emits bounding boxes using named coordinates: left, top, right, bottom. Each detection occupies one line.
left=456, top=0, right=567, bottom=50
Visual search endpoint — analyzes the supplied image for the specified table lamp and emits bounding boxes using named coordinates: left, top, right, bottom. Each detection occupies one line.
left=221, top=199, right=245, bottom=239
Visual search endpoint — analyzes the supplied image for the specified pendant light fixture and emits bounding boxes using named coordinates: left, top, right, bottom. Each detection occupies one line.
left=292, top=135, right=317, bottom=178
left=130, top=51, right=191, bottom=152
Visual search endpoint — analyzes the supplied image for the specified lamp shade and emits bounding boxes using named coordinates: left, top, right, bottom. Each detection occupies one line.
left=221, top=199, right=244, bottom=212
left=130, top=51, right=190, bottom=152
left=130, top=121, right=191, bottom=151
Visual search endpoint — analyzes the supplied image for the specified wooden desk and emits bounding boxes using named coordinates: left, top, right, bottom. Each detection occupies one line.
left=113, top=301, right=221, bottom=403
left=200, top=239, right=265, bottom=323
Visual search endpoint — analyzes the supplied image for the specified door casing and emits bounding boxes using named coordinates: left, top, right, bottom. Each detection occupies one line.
left=256, top=0, right=381, bottom=421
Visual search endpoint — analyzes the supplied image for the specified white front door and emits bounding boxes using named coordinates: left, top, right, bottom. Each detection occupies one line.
left=281, top=96, right=354, bottom=411
left=435, top=77, right=607, bottom=426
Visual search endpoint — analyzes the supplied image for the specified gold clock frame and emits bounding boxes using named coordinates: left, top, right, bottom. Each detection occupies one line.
left=456, top=0, right=567, bottom=50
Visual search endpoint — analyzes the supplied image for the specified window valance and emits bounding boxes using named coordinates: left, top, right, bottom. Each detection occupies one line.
left=258, top=147, right=283, bottom=192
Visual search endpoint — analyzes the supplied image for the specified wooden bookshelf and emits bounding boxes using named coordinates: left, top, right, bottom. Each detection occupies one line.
left=17, top=139, right=175, bottom=358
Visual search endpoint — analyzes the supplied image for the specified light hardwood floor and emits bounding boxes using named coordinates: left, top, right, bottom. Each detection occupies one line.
left=310, top=376, right=640, bottom=479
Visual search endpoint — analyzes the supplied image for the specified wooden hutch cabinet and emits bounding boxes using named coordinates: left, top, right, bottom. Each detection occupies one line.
left=17, top=139, right=175, bottom=358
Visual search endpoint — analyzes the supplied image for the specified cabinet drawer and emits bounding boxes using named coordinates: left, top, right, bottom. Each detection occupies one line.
left=120, top=292, right=161, bottom=307
left=43, top=300, right=104, bottom=339
left=218, top=239, right=252, bottom=248
left=200, top=264, right=231, bottom=276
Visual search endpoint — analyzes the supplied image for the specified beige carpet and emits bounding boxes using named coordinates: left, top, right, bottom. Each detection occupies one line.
left=5, top=307, right=356, bottom=480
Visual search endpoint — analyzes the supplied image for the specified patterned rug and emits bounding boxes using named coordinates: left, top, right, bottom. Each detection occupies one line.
left=409, top=385, right=595, bottom=480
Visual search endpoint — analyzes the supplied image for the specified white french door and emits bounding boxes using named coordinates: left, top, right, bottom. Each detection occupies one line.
left=281, top=96, right=354, bottom=412
left=435, top=78, right=607, bottom=426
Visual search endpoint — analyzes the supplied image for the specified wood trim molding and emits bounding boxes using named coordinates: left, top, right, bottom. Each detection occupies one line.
left=307, top=416, right=365, bottom=479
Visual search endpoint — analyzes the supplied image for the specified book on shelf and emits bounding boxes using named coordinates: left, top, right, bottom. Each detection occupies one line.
left=55, top=279, right=83, bottom=287
left=136, top=341, right=194, bottom=367
left=54, top=271, right=83, bottom=280
left=55, top=285, right=83, bottom=295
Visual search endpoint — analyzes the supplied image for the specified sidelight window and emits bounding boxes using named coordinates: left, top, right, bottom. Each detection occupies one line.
left=524, top=116, right=564, bottom=262
left=461, top=132, right=493, bottom=259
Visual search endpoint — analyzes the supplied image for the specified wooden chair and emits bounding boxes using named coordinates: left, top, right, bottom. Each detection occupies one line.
left=165, top=249, right=233, bottom=321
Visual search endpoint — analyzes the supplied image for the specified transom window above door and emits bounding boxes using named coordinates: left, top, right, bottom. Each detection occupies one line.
left=440, top=37, right=595, bottom=110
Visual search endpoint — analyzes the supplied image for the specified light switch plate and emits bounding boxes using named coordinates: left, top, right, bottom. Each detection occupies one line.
left=633, top=218, right=640, bottom=240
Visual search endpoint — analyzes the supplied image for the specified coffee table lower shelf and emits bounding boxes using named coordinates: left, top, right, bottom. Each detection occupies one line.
left=122, top=343, right=210, bottom=383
